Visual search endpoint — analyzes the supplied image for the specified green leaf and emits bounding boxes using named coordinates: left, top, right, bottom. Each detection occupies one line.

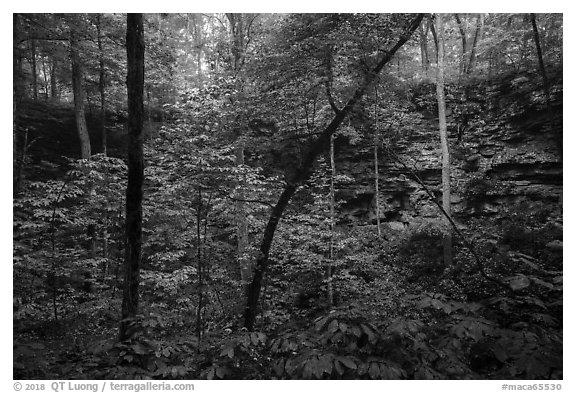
left=337, top=356, right=357, bottom=370
left=509, top=275, right=531, bottom=291
left=131, top=343, right=149, bottom=355
left=318, top=354, right=333, bottom=376
left=314, top=316, right=328, bottom=331
left=285, top=358, right=298, bottom=375
left=312, top=359, right=323, bottom=379
left=207, top=366, right=215, bottom=380
left=360, top=323, right=377, bottom=344
left=530, top=277, right=555, bottom=290
left=334, top=359, right=344, bottom=376
left=492, top=344, right=508, bottom=363
left=273, top=358, right=285, bottom=377
left=215, top=366, right=226, bottom=379
left=328, top=319, right=339, bottom=333
left=368, top=362, right=380, bottom=379
left=220, top=345, right=234, bottom=359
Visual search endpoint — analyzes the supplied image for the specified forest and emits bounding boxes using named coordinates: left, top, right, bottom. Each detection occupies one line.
left=13, top=13, right=563, bottom=380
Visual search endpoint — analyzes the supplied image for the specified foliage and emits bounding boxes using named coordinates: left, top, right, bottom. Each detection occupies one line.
left=14, top=13, right=562, bottom=380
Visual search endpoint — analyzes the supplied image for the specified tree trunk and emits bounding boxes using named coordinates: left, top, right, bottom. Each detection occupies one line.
left=225, top=13, right=253, bottom=294
left=428, top=15, right=439, bottom=63
left=243, top=14, right=425, bottom=330
left=51, top=58, right=58, bottom=99
left=467, top=13, right=485, bottom=75
left=120, top=13, right=145, bottom=342
left=226, top=13, right=246, bottom=73
left=530, top=13, right=559, bottom=160
left=418, top=22, right=430, bottom=74
left=374, top=85, right=381, bottom=236
left=70, top=28, right=91, bottom=159
left=530, top=15, right=552, bottom=117
left=236, top=142, right=252, bottom=292
left=14, top=13, right=23, bottom=197
left=97, top=14, right=107, bottom=156
left=14, top=127, right=28, bottom=198
left=31, top=39, right=38, bottom=100
left=435, top=13, right=453, bottom=266
left=327, top=134, right=335, bottom=307
left=40, top=56, right=47, bottom=98
left=454, top=14, right=467, bottom=77
left=196, top=188, right=204, bottom=348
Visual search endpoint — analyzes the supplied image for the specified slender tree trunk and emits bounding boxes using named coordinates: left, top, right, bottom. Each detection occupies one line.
left=31, top=39, right=38, bottom=100
left=454, top=14, right=467, bottom=77
left=96, top=15, right=110, bottom=282
left=70, top=29, right=91, bottom=159
left=87, top=224, right=97, bottom=258
left=243, top=14, right=425, bottom=330
left=14, top=13, right=23, bottom=197
left=120, top=13, right=145, bottom=342
left=467, top=13, right=485, bottom=75
left=191, top=14, right=203, bottom=76
left=530, top=13, right=559, bottom=161
left=418, top=23, right=430, bottom=74
left=327, top=134, right=335, bottom=307
left=435, top=13, right=453, bottom=266
left=226, top=13, right=253, bottom=294
left=374, top=85, right=381, bottom=236
left=429, top=15, right=439, bottom=63
left=41, top=56, right=49, bottom=98
left=51, top=58, right=58, bottom=99
left=196, top=188, right=203, bottom=348
left=97, top=14, right=107, bottom=156
left=102, top=212, right=109, bottom=260
left=530, top=14, right=552, bottom=119
left=14, top=127, right=28, bottom=198
left=236, top=141, right=252, bottom=292
left=184, top=14, right=190, bottom=68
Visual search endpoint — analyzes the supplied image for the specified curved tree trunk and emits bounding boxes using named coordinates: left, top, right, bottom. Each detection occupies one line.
left=243, top=14, right=425, bottom=330
left=120, top=13, right=145, bottom=342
